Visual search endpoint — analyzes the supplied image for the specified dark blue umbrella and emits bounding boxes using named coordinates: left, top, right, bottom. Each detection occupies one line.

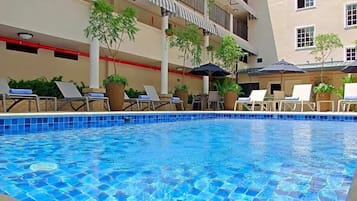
left=258, top=60, right=305, bottom=90
left=190, top=63, right=230, bottom=77
left=341, top=60, right=357, bottom=73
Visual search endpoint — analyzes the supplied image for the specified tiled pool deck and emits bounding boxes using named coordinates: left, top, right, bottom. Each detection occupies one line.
left=1, top=111, right=357, bottom=135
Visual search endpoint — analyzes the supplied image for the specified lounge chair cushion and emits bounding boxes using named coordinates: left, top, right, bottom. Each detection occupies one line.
left=171, top=97, right=181, bottom=101
left=238, top=97, right=250, bottom=101
left=9, top=88, right=33, bottom=94
left=285, top=96, right=299, bottom=100
left=139, top=95, right=151, bottom=100
left=87, top=93, right=105, bottom=97
left=345, top=96, right=357, bottom=100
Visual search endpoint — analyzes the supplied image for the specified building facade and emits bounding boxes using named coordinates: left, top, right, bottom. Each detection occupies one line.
left=0, top=0, right=356, bottom=99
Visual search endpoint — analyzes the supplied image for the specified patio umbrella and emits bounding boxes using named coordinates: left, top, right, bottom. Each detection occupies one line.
left=341, top=60, right=357, bottom=73
left=258, top=60, right=305, bottom=91
left=190, top=62, right=230, bottom=77
left=190, top=62, right=230, bottom=94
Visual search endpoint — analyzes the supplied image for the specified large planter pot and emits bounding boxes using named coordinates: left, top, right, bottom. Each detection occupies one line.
left=174, top=90, right=188, bottom=110
left=224, top=91, right=238, bottom=110
left=316, top=92, right=331, bottom=112
left=105, top=83, right=125, bottom=111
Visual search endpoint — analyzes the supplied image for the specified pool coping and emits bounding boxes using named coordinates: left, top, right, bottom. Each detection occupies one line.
left=1, top=111, right=357, bottom=135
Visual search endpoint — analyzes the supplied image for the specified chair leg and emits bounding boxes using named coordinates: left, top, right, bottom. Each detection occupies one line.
left=234, top=101, right=238, bottom=111
left=106, top=100, right=111, bottom=111
left=1, top=96, right=6, bottom=112
left=86, top=98, right=90, bottom=111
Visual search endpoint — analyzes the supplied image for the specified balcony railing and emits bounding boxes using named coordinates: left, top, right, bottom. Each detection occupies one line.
left=233, top=18, right=248, bottom=40
left=177, top=0, right=204, bottom=14
left=209, top=4, right=230, bottom=30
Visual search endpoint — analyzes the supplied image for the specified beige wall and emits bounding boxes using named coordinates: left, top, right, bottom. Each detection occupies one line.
left=249, top=0, right=357, bottom=67
left=0, top=0, right=189, bottom=67
left=0, top=42, right=202, bottom=95
left=238, top=70, right=348, bottom=102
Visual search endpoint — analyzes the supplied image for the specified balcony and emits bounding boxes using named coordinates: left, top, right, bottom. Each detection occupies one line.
left=233, top=19, right=248, bottom=40
left=177, top=0, right=204, bottom=14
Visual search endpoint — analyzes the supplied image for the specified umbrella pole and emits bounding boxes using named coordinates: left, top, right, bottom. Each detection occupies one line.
left=280, top=73, right=284, bottom=92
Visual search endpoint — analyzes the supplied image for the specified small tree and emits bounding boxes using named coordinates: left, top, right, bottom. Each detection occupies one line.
left=170, top=24, right=203, bottom=68
left=215, top=35, right=245, bottom=73
left=84, top=0, right=138, bottom=74
left=310, top=33, right=343, bottom=83
left=169, top=24, right=202, bottom=84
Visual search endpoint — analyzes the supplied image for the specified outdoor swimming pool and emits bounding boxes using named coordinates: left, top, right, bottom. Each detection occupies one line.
left=0, top=116, right=356, bottom=200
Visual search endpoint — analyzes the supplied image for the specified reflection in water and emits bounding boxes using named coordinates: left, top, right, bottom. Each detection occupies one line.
left=292, top=122, right=312, bottom=160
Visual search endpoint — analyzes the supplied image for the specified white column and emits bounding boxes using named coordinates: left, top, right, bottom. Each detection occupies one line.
left=161, top=14, right=169, bottom=94
left=203, top=0, right=210, bottom=94
left=203, top=76, right=209, bottom=94
left=89, top=38, right=100, bottom=88
left=203, top=32, right=210, bottom=94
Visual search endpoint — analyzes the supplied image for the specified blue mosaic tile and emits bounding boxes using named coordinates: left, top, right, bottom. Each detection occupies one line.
left=216, top=189, right=230, bottom=197
left=246, top=188, right=261, bottom=196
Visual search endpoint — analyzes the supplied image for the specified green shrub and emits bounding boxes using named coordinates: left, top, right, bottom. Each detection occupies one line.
left=335, top=75, right=357, bottom=98
left=8, top=76, right=63, bottom=98
left=313, top=82, right=335, bottom=94
left=125, top=88, right=145, bottom=98
left=103, top=74, right=128, bottom=86
left=214, top=78, right=243, bottom=96
left=174, top=84, right=189, bottom=92
left=8, top=76, right=87, bottom=98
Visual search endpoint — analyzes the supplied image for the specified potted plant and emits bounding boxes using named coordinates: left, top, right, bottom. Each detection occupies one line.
left=310, top=33, right=342, bottom=111
left=84, top=0, right=138, bottom=110
left=174, top=84, right=189, bottom=110
left=313, top=83, right=335, bottom=112
left=169, top=23, right=202, bottom=108
left=214, top=78, right=243, bottom=110
left=103, top=74, right=128, bottom=110
left=165, top=28, right=174, bottom=36
left=214, top=35, right=245, bottom=109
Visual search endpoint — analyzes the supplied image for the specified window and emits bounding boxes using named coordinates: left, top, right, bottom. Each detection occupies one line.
left=239, top=83, right=259, bottom=97
left=297, top=0, right=314, bottom=9
left=346, top=47, right=356, bottom=61
left=270, top=84, right=281, bottom=95
left=296, top=26, right=314, bottom=48
left=346, top=3, right=357, bottom=27
left=54, top=51, right=78, bottom=61
left=6, top=42, right=38, bottom=54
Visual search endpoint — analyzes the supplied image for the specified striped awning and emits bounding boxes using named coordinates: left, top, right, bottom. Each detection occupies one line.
left=148, top=0, right=176, bottom=13
left=174, top=3, right=218, bottom=35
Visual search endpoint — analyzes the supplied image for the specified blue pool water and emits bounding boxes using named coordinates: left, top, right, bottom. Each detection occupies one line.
left=0, top=118, right=357, bottom=201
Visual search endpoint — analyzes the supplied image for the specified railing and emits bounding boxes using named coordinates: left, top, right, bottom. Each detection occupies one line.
left=209, top=4, right=230, bottom=30
left=233, top=18, right=248, bottom=41
left=177, top=0, right=204, bottom=14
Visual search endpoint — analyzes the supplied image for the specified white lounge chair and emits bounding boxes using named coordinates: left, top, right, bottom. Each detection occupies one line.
left=337, top=83, right=357, bottom=112
left=0, top=77, right=40, bottom=112
left=279, top=84, right=315, bottom=112
left=234, top=90, right=267, bottom=111
left=123, top=92, right=153, bottom=111
left=55, top=81, right=110, bottom=111
left=143, top=85, right=184, bottom=110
